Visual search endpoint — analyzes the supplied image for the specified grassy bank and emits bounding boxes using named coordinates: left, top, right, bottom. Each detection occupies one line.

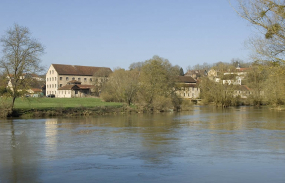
left=13, top=97, right=123, bottom=109
left=1, top=97, right=124, bottom=118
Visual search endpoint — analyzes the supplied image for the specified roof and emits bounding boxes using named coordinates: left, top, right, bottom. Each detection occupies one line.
left=178, top=83, right=198, bottom=88
left=31, top=88, right=42, bottom=92
left=52, top=64, right=112, bottom=76
left=185, top=70, right=208, bottom=77
left=58, top=84, right=95, bottom=90
left=237, top=68, right=250, bottom=72
left=68, top=80, right=82, bottom=84
left=176, top=76, right=196, bottom=83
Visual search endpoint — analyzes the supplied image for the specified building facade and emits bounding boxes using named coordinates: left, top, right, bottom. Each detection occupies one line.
left=46, top=64, right=112, bottom=98
left=176, top=76, right=200, bottom=99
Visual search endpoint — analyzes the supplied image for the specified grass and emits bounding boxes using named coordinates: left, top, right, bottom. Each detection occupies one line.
left=12, top=97, right=123, bottom=110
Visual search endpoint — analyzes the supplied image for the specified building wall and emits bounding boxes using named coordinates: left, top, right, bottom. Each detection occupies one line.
left=57, top=90, right=90, bottom=98
left=57, top=90, right=72, bottom=98
left=46, top=65, right=58, bottom=96
left=57, top=75, right=94, bottom=88
left=177, top=86, right=200, bottom=99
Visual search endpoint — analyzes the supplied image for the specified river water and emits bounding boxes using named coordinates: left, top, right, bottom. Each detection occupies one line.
left=1, top=106, right=285, bottom=183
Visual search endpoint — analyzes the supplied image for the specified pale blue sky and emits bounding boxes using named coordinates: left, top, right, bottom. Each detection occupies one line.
left=0, top=0, right=252, bottom=71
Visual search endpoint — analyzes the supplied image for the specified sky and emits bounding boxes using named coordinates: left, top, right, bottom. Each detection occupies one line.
left=0, top=0, right=253, bottom=72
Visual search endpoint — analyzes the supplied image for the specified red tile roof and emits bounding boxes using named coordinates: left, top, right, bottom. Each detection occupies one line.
left=31, top=88, right=42, bottom=92
left=176, top=76, right=196, bottom=83
left=237, top=68, right=250, bottom=72
left=52, top=64, right=112, bottom=76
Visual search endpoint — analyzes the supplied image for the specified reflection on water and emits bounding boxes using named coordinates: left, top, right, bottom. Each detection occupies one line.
left=0, top=106, right=285, bottom=183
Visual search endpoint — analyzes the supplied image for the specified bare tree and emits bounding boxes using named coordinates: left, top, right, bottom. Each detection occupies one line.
left=92, top=68, right=112, bottom=96
left=230, top=0, right=285, bottom=63
left=0, top=24, right=44, bottom=112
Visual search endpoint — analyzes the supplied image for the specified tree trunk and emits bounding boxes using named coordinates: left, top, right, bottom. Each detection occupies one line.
left=11, top=97, right=16, bottom=112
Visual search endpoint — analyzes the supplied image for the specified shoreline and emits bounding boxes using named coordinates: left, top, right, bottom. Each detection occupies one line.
left=10, top=105, right=126, bottom=118
left=4, top=103, right=285, bottom=119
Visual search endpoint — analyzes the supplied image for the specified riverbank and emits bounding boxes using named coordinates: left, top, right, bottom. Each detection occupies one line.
left=1, top=97, right=124, bottom=118
left=2, top=97, right=283, bottom=118
left=13, top=105, right=126, bottom=118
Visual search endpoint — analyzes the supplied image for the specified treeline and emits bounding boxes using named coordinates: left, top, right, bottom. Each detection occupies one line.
left=100, top=55, right=186, bottom=112
left=101, top=55, right=285, bottom=109
left=199, top=60, right=285, bottom=107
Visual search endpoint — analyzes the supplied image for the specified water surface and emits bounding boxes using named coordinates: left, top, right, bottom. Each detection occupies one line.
left=1, top=106, right=285, bottom=182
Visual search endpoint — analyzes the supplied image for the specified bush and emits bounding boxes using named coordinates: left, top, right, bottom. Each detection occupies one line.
left=181, top=99, right=193, bottom=111
left=0, top=99, right=12, bottom=117
left=100, top=92, right=117, bottom=102
left=152, top=96, right=173, bottom=112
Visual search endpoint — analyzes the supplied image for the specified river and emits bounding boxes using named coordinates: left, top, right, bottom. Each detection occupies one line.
left=0, top=106, right=285, bottom=183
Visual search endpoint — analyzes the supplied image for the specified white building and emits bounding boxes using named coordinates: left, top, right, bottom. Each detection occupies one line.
left=46, top=64, right=112, bottom=98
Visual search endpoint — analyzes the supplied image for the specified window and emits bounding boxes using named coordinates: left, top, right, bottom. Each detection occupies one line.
left=55, top=77, right=56, bottom=80
left=66, top=77, right=69, bottom=81
left=60, top=84, right=62, bottom=87
left=68, top=91, right=70, bottom=94
left=90, top=78, right=93, bottom=82
left=72, top=77, right=75, bottom=80
left=78, top=78, right=81, bottom=81
left=52, top=84, right=54, bottom=88
left=52, top=70, right=54, bottom=74
left=55, top=84, right=56, bottom=88
left=84, top=78, right=87, bottom=82
left=50, top=71, right=51, bottom=74
left=60, top=77, right=62, bottom=81
left=52, top=77, right=54, bottom=81
left=75, top=91, right=78, bottom=94
left=47, top=78, right=49, bottom=81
